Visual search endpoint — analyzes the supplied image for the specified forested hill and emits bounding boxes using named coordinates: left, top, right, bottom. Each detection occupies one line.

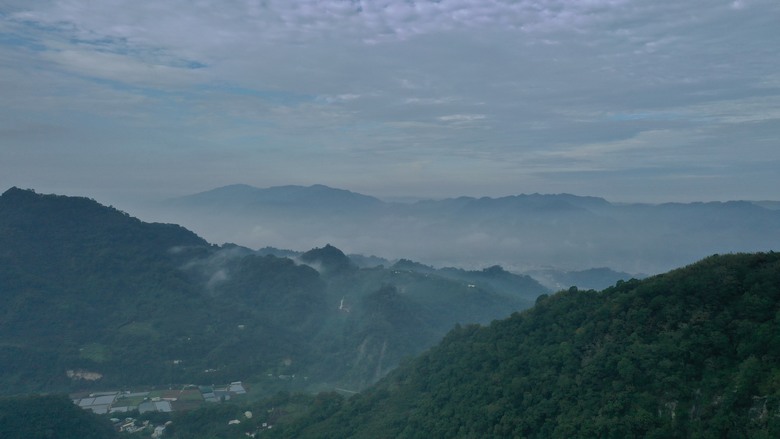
left=0, top=187, right=219, bottom=391
left=0, top=186, right=206, bottom=290
left=0, top=394, right=117, bottom=439
left=0, top=186, right=207, bottom=250
left=269, top=252, right=780, bottom=438
left=0, top=188, right=544, bottom=395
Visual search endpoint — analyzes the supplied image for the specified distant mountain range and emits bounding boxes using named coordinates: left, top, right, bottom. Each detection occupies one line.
left=144, top=183, right=780, bottom=275
left=170, top=184, right=382, bottom=211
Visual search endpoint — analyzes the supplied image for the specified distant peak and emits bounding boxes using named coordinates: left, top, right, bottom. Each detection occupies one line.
left=172, top=183, right=383, bottom=208
left=204, top=183, right=260, bottom=193
left=301, top=244, right=354, bottom=273
left=482, top=265, right=507, bottom=275
left=2, top=186, right=36, bottom=197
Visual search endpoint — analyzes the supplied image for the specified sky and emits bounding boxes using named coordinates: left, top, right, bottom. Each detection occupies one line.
left=1, top=0, right=779, bottom=206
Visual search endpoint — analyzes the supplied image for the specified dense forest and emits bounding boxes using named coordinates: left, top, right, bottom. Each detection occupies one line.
left=0, top=187, right=545, bottom=395
left=238, top=252, right=780, bottom=438
left=0, top=394, right=117, bottom=439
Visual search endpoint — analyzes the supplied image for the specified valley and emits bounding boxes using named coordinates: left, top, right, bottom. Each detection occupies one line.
left=1, top=187, right=779, bottom=438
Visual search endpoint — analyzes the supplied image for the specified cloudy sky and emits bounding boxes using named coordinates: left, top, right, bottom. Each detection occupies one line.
left=1, top=0, right=778, bottom=205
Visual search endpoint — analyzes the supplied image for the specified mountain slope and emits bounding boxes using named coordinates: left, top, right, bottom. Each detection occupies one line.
left=0, top=188, right=220, bottom=390
left=0, top=394, right=117, bottom=439
left=0, top=188, right=542, bottom=395
left=270, top=252, right=780, bottom=438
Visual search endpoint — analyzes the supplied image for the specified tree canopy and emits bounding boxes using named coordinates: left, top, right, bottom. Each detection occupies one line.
left=265, top=252, right=780, bottom=438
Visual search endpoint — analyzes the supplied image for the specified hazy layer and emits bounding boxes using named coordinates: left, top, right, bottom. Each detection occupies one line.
left=134, top=184, right=780, bottom=275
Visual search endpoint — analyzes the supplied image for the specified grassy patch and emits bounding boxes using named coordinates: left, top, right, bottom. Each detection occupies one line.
left=118, top=321, right=159, bottom=339
left=79, top=343, right=110, bottom=363
left=177, top=389, right=204, bottom=401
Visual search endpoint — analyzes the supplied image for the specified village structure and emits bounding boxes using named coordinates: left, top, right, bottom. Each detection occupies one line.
left=71, top=381, right=247, bottom=415
left=70, top=381, right=248, bottom=434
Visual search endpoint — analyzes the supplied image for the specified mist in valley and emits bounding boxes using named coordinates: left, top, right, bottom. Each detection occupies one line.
left=132, top=184, right=780, bottom=280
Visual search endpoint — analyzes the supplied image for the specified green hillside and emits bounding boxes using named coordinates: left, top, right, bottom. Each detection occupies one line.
left=0, top=394, right=117, bottom=439
left=0, top=187, right=217, bottom=391
left=265, top=252, right=780, bottom=438
left=0, top=188, right=544, bottom=395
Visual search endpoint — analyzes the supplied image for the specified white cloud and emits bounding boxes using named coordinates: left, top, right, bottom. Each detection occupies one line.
left=41, top=47, right=204, bottom=86
left=437, top=114, right=487, bottom=123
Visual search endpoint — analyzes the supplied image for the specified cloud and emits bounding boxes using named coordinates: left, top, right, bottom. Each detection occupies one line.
left=41, top=47, right=205, bottom=86
left=437, top=114, right=487, bottom=123
left=1, top=0, right=779, bottom=203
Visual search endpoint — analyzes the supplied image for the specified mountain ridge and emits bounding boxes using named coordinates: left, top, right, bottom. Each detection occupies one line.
left=149, top=184, right=780, bottom=274
left=170, top=183, right=383, bottom=210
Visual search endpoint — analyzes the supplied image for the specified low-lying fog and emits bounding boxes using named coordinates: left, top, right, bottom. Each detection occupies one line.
left=129, top=185, right=780, bottom=277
